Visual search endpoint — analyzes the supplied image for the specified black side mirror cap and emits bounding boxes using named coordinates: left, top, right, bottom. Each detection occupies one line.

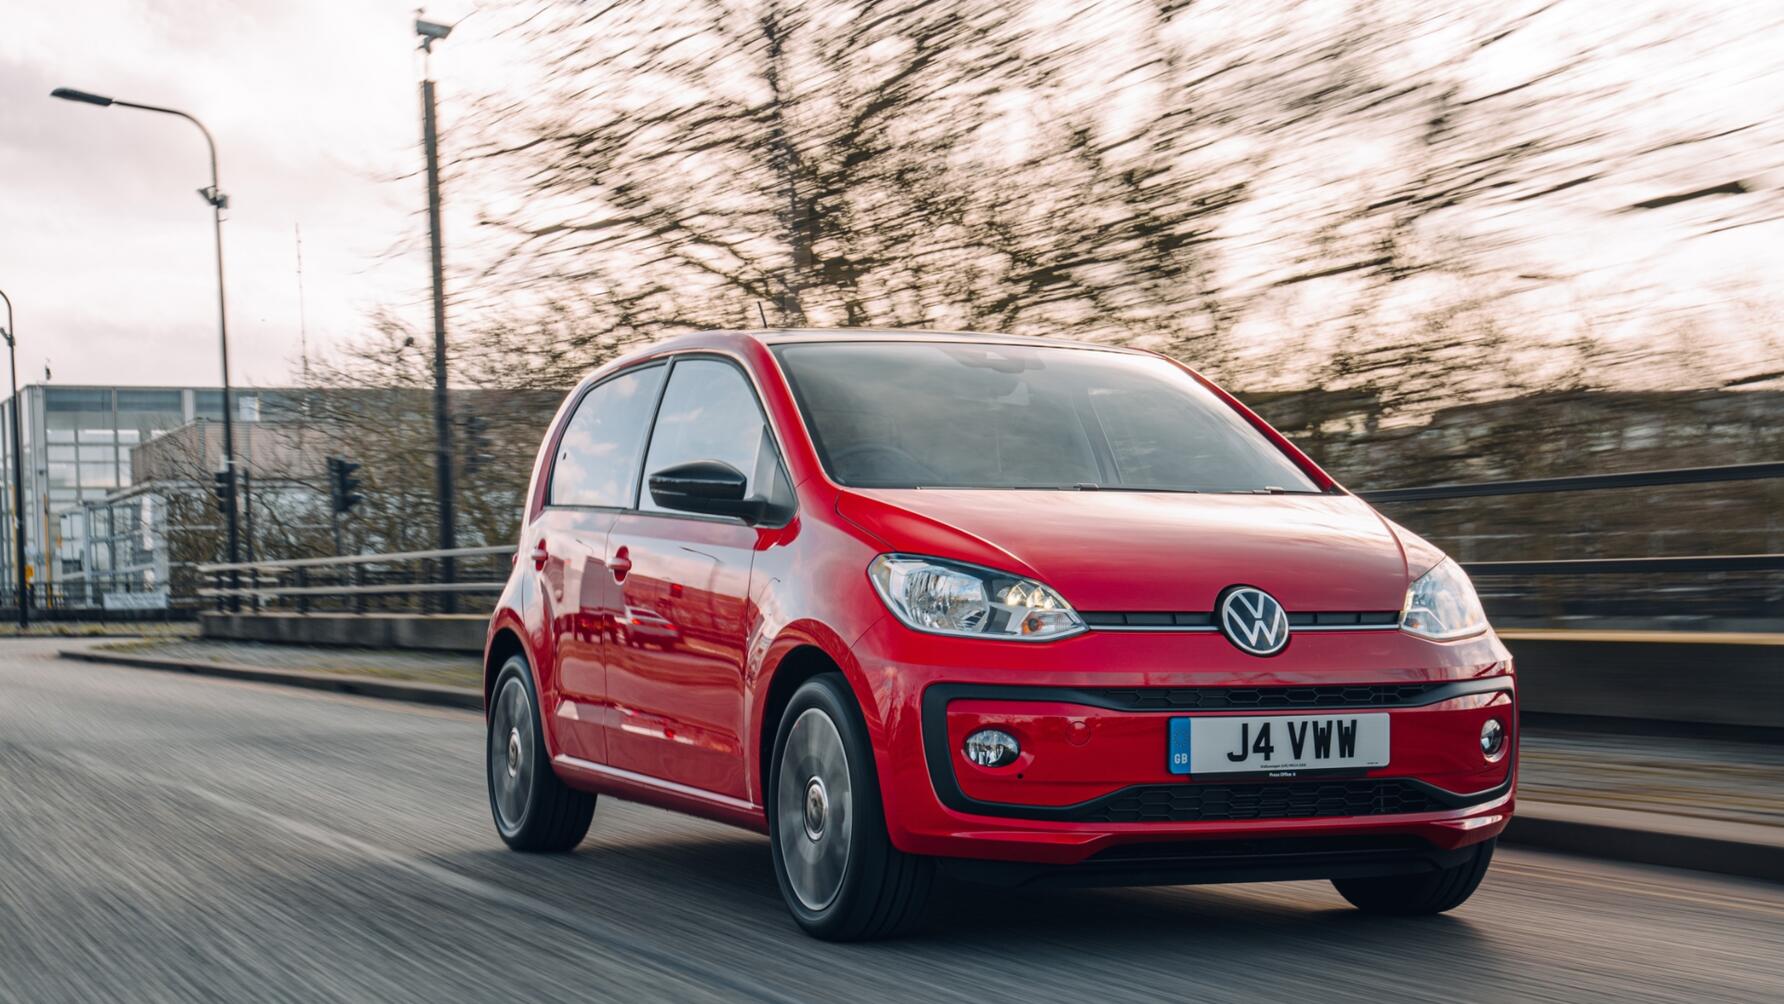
left=647, top=459, right=768, bottom=522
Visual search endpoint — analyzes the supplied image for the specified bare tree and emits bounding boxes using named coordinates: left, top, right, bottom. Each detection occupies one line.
left=316, top=0, right=1784, bottom=560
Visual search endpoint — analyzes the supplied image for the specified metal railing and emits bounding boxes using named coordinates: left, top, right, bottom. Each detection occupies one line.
left=186, top=461, right=1780, bottom=623
left=1358, top=460, right=1783, bottom=577
left=1358, top=461, right=1784, bottom=505
left=1461, top=554, right=1784, bottom=576
left=1361, top=460, right=1783, bottom=624
left=199, top=545, right=514, bottom=614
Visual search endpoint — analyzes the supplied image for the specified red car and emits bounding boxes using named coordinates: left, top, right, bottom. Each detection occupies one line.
left=484, top=330, right=1514, bottom=940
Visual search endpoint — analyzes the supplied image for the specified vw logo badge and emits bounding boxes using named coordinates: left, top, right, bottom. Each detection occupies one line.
left=1218, top=586, right=1290, bottom=656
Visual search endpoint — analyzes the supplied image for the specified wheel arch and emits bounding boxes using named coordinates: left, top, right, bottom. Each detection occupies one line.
left=757, top=644, right=845, bottom=802
left=753, top=616, right=886, bottom=807
left=484, top=624, right=529, bottom=714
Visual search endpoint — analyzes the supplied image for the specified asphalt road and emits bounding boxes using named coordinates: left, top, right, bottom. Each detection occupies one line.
left=3, top=640, right=1779, bottom=1003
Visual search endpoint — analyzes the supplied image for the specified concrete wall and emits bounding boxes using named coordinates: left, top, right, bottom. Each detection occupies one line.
left=1500, top=630, right=1783, bottom=730
left=201, top=612, right=486, bottom=653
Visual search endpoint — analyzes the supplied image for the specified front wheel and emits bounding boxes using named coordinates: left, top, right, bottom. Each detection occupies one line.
left=768, top=674, right=935, bottom=941
left=487, top=656, right=595, bottom=852
left=1333, top=837, right=1495, bottom=915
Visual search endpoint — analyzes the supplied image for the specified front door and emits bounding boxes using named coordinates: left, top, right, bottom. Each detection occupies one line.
left=602, top=357, right=780, bottom=800
left=604, top=514, right=758, bottom=798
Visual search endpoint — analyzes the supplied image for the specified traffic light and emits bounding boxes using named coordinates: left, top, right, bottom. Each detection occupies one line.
left=213, top=469, right=234, bottom=515
left=462, top=413, right=492, bottom=476
left=327, top=456, right=364, bottom=514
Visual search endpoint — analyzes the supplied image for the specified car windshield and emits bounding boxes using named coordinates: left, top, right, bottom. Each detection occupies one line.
left=773, top=341, right=1322, bottom=493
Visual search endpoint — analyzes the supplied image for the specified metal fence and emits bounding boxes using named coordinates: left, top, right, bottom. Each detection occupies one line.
left=1359, top=461, right=1783, bottom=625
left=198, top=545, right=514, bottom=615
left=130, top=460, right=1784, bottom=627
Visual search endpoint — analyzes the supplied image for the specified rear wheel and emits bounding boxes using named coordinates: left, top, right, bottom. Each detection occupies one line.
left=1333, top=838, right=1495, bottom=915
left=487, top=656, right=595, bottom=852
left=768, top=674, right=935, bottom=941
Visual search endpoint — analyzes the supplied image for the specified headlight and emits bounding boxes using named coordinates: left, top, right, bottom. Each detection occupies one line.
left=867, top=554, right=1085, bottom=640
left=1401, top=558, right=1488, bottom=640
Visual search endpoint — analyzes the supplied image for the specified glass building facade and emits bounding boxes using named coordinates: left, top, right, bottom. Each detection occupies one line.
left=0, top=384, right=283, bottom=604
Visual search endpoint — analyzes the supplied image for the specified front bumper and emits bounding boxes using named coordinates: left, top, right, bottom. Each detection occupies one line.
left=851, top=617, right=1517, bottom=868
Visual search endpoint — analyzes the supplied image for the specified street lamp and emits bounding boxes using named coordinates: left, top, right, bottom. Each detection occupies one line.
left=0, top=287, right=27, bottom=628
left=417, top=18, right=457, bottom=608
left=50, top=87, right=242, bottom=599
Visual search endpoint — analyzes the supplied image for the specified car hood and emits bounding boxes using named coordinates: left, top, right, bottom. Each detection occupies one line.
left=835, top=488, right=1417, bottom=613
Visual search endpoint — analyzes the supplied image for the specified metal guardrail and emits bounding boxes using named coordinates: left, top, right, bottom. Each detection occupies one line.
left=1367, top=461, right=1783, bottom=581
left=197, top=544, right=513, bottom=576
left=186, top=461, right=1779, bottom=617
left=1464, top=554, right=1784, bottom=576
left=199, top=545, right=513, bottom=611
left=1359, top=461, right=1784, bottom=504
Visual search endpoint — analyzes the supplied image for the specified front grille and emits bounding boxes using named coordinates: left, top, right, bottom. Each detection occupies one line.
left=1090, top=683, right=1441, bottom=711
left=1081, top=610, right=1400, bottom=628
left=1080, top=779, right=1440, bottom=824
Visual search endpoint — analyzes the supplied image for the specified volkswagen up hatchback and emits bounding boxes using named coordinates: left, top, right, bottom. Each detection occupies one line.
left=484, top=330, right=1514, bottom=940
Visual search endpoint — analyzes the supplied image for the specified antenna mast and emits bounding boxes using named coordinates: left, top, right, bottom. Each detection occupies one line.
left=295, top=223, right=310, bottom=387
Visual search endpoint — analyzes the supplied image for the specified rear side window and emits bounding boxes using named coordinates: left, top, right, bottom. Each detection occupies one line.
left=549, top=364, right=665, bottom=507
left=639, top=359, right=771, bottom=514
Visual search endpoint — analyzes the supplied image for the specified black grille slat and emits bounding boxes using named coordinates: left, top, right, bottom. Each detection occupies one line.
left=1090, top=683, right=1439, bottom=711
left=1085, top=610, right=1400, bottom=628
left=1081, top=779, right=1439, bottom=824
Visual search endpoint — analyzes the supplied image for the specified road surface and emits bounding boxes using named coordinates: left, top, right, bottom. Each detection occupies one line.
left=2, top=639, right=1778, bottom=1002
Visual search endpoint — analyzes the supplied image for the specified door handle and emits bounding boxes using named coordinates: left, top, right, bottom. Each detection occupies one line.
left=608, top=546, right=632, bottom=582
left=530, top=541, right=550, bottom=570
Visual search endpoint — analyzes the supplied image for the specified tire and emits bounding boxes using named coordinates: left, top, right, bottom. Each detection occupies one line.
left=487, top=655, right=595, bottom=852
left=1333, top=838, right=1495, bottom=915
left=768, top=674, right=936, bottom=941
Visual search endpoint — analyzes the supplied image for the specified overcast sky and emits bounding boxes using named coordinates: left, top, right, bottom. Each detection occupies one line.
left=5, top=1, right=1781, bottom=394
left=0, top=0, right=489, bottom=390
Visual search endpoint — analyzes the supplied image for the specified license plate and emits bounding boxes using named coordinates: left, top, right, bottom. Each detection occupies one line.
left=1168, top=713, right=1389, bottom=776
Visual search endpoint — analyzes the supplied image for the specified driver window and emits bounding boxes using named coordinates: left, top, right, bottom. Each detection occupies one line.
left=640, top=359, right=769, bottom=514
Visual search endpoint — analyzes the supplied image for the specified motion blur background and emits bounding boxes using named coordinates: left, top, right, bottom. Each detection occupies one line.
left=1, top=0, right=1780, bottom=615
left=2, top=6, right=1781, bottom=1001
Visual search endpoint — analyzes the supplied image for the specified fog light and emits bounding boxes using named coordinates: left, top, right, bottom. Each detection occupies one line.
left=1480, top=719, right=1506, bottom=761
left=963, top=729, right=1020, bottom=768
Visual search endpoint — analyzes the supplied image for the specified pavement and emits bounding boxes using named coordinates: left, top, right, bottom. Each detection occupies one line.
left=4, top=637, right=1781, bottom=1002
left=73, top=636, right=481, bottom=685
left=0, top=620, right=195, bottom=639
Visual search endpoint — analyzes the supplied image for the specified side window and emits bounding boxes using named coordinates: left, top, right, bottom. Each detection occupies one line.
left=548, top=364, right=665, bottom=507
left=639, top=359, right=771, bottom=514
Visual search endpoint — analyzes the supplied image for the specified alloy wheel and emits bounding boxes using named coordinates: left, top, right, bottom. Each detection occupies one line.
left=776, top=707, right=853, bottom=910
left=489, top=675, right=535, bottom=833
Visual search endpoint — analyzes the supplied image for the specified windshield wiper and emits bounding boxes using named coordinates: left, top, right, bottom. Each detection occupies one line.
left=907, top=484, right=1208, bottom=493
left=1072, top=483, right=1201, bottom=494
left=912, top=485, right=1080, bottom=491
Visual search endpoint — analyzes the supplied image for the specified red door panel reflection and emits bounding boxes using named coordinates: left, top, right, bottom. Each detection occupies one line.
left=603, top=512, right=757, bottom=800
left=535, top=508, right=619, bottom=763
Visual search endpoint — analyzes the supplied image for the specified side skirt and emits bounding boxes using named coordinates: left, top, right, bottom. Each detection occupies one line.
left=551, top=755, right=769, bottom=834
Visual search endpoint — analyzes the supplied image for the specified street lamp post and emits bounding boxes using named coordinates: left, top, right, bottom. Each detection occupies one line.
left=417, top=18, right=457, bottom=610
left=0, top=288, right=27, bottom=628
left=50, top=87, right=242, bottom=603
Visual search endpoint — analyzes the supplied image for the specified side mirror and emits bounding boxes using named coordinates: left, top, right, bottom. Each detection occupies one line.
left=647, top=460, right=766, bottom=522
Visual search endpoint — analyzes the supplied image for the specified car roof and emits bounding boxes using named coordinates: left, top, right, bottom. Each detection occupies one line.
left=574, top=328, right=1158, bottom=396
left=666, top=327, right=1148, bottom=354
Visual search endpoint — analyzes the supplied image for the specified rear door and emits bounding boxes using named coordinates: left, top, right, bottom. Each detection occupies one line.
left=604, top=356, right=786, bottom=800
left=533, top=362, right=666, bottom=763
